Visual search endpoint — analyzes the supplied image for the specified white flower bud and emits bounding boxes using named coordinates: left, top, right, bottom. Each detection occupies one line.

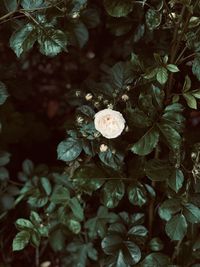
left=107, top=103, right=113, bottom=109
left=85, top=93, right=93, bottom=101
left=121, top=94, right=129, bottom=101
left=75, top=90, right=81, bottom=97
left=86, top=51, right=95, bottom=59
left=100, top=144, right=108, bottom=152
left=126, top=85, right=131, bottom=91
left=94, top=101, right=100, bottom=108
left=72, top=12, right=80, bottom=18
left=76, top=116, right=84, bottom=124
left=40, top=261, right=51, bottom=267
left=94, top=109, right=125, bottom=139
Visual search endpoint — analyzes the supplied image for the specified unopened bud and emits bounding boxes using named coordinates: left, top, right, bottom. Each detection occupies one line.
left=85, top=93, right=93, bottom=101
left=100, top=144, right=108, bottom=152
left=121, top=94, right=129, bottom=101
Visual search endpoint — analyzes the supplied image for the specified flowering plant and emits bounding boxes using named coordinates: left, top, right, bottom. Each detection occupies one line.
left=0, top=0, right=200, bottom=266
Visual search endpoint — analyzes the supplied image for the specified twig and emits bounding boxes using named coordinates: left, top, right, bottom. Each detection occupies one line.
left=35, top=247, right=40, bottom=267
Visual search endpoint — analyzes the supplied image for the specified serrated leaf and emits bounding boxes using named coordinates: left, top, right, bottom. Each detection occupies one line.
left=141, top=252, right=170, bottom=267
left=57, top=138, right=82, bottom=162
left=101, top=180, right=125, bottom=208
left=168, top=169, right=184, bottom=193
left=0, top=151, right=11, bottom=166
left=126, top=108, right=152, bottom=128
left=104, top=0, right=134, bottom=17
left=12, top=231, right=30, bottom=251
left=70, top=22, right=89, bottom=48
left=145, top=159, right=172, bottom=182
left=183, top=75, right=191, bottom=92
left=38, top=28, right=67, bottom=57
left=109, top=62, right=133, bottom=89
left=192, top=55, right=200, bottom=81
left=0, top=82, right=9, bottom=105
left=149, top=238, right=164, bottom=252
left=51, top=185, right=70, bottom=204
left=145, top=9, right=162, bottom=30
left=16, top=219, right=34, bottom=230
left=41, top=177, right=52, bottom=196
left=131, top=128, right=159, bottom=156
left=68, top=197, right=84, bottom=221
left=10, top=23, right=37, bottom=57
left=156, top=67, right=168, bottom=84
left=158, top=198, right=182, bottom=221
left=98, top=148, right=124, bottom=170
left=191, top=89, right=200, bottom=99
left=128, top=184, right=147, bottom=207
left=183, top=203, right=200, bottom=223
left=158, top=123, right=181, bottom=150
left=166, top=64, right=179, bottom=72
left=183, top=93, right=197, bottom=109
left=165, top=214, right=187, bottom=241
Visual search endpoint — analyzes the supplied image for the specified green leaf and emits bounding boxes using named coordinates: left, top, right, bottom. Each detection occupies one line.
left=192, top=55, right=200, bottom=81
left=68, top=197, right=84, bottom=221
left=70, top=22, right=89, bottom=48
left=98, top=148, right=124, bottom=170
left=104, top=0, right=134, bottom=17
left=12, top=231, right=30, bottom=251
left=0, top=151, right=11, bottom=166
left=101, top=180, right=125, bottom=208
left=4, top=0, right=17, bottom=11
left=131, top=128, right=159, bottom=156
left=165, top=214, right=187, bottom=241
left=49, top=229, right=66, bottom=252
left=0, top=167, right=9, bottom=182
left=21, top=0, right=45, bottom=9
left=30, top=211, right=42, bottom=225
left=145, top=9, right=162, bottom=30
left=0, top=82, right=9, bottom=105
left=9, top=23, right=37, bottom=57
left=183, top=93, right=197, bottom=109
left=31, top=231, right=41, bottom=247
left=102, top=236, right=141, bottom=266
left=158, top=198, right=182, bottom=221
left=85, top=206, right=118, bottom=239
left=109, top=62, right=133, bottom=89
left=183, top=75, right=191, bottom=92
left=141, top=252, right=170, bottom=267
left=57, top=137, right=82, bottom=162
left=145, top=159, right=172, bottom=182
left=168, top=169, right=184, bottom=193
left=156, top=67, right=168, bottom=84
left=67, top=241, right=98, bottom=267
left=67, top=219, right=81, bottom=234
left=183, top=203, right=200, bottom=223
left=126, top=108, right=152, bottom=128
left=158, top=123, right=181, bottom=150
left=22, top=159, right=34, bottom=176
left=41, top=177, right=52, bottom=196
left=128, top=184, right=147, bottom=207
left=191, top=89, right=200, bottom=99
left=51, top=185, right=70, bottom=204
left=149, top=238, right=164, bottom=252
left=38, top=29, right=67, bottom=57
left=128, top=225, right=148, bottom=237
left=16, top=219, right=34, bottom=230
left=166, top=64, right=179, bottom=72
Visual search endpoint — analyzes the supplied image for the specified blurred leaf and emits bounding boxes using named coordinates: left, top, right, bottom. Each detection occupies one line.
left=4, top=0, right=17, bottom=11
left=101, top=180, right=125, bottom=208
left=149, top=238, right=164, bottom=252
left=9, top=23, right=37, bottom=57
left=85, top=206, right=118, bottom=239
left=0, top=82, right=9, bottom=105
left=183, top=75, right=191, bottom=92
left=156, top=67, right=168, bottom=84
left=69, top=22, right=89, bottom=48
left=145, top=9, right=162, bottom=30
left=192, top=55, right=200, bottom=81
left=183, top=203, right=200, bottom=223
left=51, top=185, right=70, bottom=204
left=131, top=127, right=159, bottom=156
left=141, top=252, right=170, bottom=266
left=168, top=169, right=184, bottom=193
left=12, top=231, right=30, bottom=251
left=38, top=28, right=68, bottom=57
left=145, top=159, right=172, bottom=182
left=98, top=148, right=124, bottom=170
left=166, top=64, right=179, bottom=73
left=128, top=184, right=147, bottom=207
left=22, top=159, right=34, bottom=176
left=57, top=137, right=82, bottom=162
left=16, top=219, right=34, bottom=230
left=68, top=197, right=84, bottom=221
left=21, top=0, right=45, bottom=9
left=0, top=151, right=11, bottom=166
left=104, top=0, right=133, bottom=17
left=183, top=93, right=197, bottom=109
left=158, top=198, right=182, bottom=221
left=165, top=214, right=187, bottom=241
left=41, top=177, right=52, bottom=196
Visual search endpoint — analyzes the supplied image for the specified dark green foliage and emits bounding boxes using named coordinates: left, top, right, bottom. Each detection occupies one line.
left=0, top=0, right=200, bottom=266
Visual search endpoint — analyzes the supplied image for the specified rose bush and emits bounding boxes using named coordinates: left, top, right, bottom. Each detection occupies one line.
left=0, top=0, right=200, bottom=266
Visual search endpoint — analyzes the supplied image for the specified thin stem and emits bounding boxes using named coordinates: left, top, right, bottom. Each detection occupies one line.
left=35, top=247, right=39, bottom=267
left=172, top=239, right=182, bottom=263
left=148, top=145, right=160, bottom=239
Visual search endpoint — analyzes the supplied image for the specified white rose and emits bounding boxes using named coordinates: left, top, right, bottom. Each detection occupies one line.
left=94, top=109, right=125, bottom=139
